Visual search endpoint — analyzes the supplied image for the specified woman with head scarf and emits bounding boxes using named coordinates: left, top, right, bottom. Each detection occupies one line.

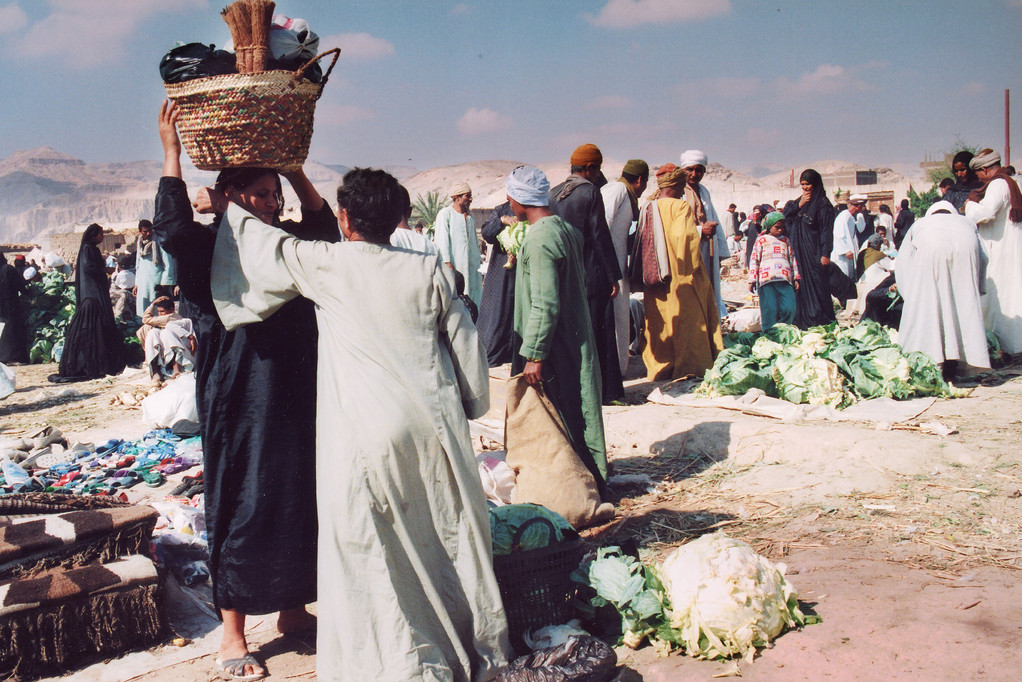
left=156, top=100, right=340, bottom=680
left=943, top=151, right=984, bottom=213
left=0, top=251, right=29, bottom=363
left=52, top=224, right=126, bottom=380
left=782, top=169, right=836, bottom=328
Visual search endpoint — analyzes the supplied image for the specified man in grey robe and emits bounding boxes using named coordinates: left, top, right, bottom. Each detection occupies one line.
left=207, top=168, right=511, bottom=681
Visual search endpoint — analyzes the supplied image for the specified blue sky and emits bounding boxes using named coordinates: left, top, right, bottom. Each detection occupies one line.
left=0, top=0, right=1020, bottom=174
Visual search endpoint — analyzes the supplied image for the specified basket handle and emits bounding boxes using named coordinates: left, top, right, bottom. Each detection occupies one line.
left=510, top=516, right=559, bottom=552
left=294, top=47, right=341, bottom=84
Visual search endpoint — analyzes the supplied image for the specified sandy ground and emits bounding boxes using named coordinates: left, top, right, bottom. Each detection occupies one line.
left=6, top=327, right=1022, bottom=681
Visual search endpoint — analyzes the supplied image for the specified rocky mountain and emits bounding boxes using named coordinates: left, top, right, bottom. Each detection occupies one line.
left=0, top=147, right=920, bottom=245
left=0, top=148, right=354, bottom=243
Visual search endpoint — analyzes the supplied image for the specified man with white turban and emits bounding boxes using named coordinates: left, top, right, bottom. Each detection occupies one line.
left=433, top=182, right=483, bottom=305
left=896, top=200, right=989, bottom=378
left=680, top=150, right=729, bottom=318
left=832, top=194, right=867, bottom=280
left=507, top=165, right=609, bottom=500
left=965, top=148, right=1022, bottom=352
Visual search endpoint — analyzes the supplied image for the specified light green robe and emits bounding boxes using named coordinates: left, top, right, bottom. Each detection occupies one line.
left=433, top=205, right=483, bottom=305
left=511, top=215, right=607, bottom=483
left=212, top=204, right=511, bottom=682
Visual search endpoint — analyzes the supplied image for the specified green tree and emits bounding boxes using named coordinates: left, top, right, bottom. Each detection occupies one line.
left=907, top=184, right=941, bottom=218
left=410, top=190, right=449, bottom=237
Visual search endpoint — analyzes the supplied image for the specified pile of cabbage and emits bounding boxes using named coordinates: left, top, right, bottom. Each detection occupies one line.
left=697, top=320, right=952, bottom=407
left=571, top=534, right=807, bottom=660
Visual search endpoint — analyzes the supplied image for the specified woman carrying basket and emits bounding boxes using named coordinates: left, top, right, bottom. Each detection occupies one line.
left=155, top=100, right=338, bottom=681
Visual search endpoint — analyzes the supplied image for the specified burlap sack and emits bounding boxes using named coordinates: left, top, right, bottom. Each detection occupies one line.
left=505, top=375, right=614, bottom=529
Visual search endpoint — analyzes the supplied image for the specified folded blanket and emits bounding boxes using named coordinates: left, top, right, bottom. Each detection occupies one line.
left=0, top=555, right=164, bottom=679
left=0, top=505, right=159, bottom=580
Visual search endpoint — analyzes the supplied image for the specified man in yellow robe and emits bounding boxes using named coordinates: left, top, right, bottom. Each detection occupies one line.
left=638, top=164, right=723, bottom=379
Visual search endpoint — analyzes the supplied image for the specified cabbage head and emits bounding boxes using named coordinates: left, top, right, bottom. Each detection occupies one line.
left=697, top=346, right=776, bottom=398
left=660, top=533, right=804, bottom=661
left=772, top=355, right=847, bottom=407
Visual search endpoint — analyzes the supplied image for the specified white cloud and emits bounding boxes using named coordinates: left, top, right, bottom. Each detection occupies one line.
left=450, top=3, right=470, bottom=15
left=772, top=64, right=872, bottom=96
left=586, top=95, right=632, bottom=109
left=587, top=0, right=731, bottom=28
left=457, top=107, right=513, bottom=136
left=0, top=3, right=28, bottom=34
left=6, top=0, right=206, bottom=68
left=324, top=32, right=395, bottom=62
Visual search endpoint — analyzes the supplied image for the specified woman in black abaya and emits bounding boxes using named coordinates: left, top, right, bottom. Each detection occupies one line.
left=55, top=224, right=125, bottom=379
left=783, top=169, right=836, bottom=328
left=156, top=100, right=338, bottom=679
left=0, top=253, right=29, bottom=364
left=476, top=201, right=516, bottom=366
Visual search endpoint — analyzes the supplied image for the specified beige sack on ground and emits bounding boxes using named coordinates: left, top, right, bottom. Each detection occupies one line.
left=505, top=375, right=615, bottom=529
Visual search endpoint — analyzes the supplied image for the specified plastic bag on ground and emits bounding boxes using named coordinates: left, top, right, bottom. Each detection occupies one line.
left=477, top=453, right=516, bottom=506
left=141, top=373, right=199, bottom=435
left=0, top=361, right=14, bottom=399
left=496, top=635, right=617, bottom=682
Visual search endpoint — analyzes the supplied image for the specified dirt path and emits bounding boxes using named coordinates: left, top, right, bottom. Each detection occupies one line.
left=12, top=353, right=1022, bottom=681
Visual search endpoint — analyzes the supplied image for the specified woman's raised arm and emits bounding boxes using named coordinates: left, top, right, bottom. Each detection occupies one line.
left=159, top=100, right=183, bottom=180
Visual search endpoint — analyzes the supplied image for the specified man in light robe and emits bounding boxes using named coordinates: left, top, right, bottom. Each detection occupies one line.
left=433, top=182, right=482, bottom=305
left=636, top=164, right=722, bottom=380
left=390, top=184, right=438, bottom=256
left=832, top=193, right=866, bottom=280
left=896, top=201, right=989, bottom=379
left=723, top=203, right=742, bottom=256
left=965, top=148, right=1022, bottom=353
left=680, top=149, right=730, bottom=319
left=601, top=158, right=648, bottom=376
left=207, top=168, right=511, bottom=681
left=549, top=143, right=625, bottom=404
left=509, top=165, right=609, bottom=496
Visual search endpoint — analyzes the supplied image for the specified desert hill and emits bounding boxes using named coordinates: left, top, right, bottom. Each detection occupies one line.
left=0, top=147, right=920, bottom=245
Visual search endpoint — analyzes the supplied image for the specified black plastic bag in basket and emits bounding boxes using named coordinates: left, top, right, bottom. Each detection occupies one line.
left=496, top=635, right=617, bottom=682
left=160, top=43, right=237, bottom=84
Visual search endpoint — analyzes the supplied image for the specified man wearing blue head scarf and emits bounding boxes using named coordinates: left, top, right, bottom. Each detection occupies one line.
left=506, top=166, right=609, bottom=499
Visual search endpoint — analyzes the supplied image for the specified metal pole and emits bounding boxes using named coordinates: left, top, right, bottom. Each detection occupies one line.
left=1006, top=89, right=1011, bottom=167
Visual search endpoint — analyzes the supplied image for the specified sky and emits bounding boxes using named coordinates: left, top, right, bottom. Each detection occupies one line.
left=0, top=0, right=1020, bottom=176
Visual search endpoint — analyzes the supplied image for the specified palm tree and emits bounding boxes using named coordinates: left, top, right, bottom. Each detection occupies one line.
left=410, top=190, right=449, bottom=237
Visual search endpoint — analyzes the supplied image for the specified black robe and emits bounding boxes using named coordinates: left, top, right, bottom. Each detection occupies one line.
left=861, top=273, right=902, bottom=328
left=944, top=180, right=983, bottom=213
left=476, top=203, right=515, bottom=366
left=58, top=242, right=125, bottom=378
left=0, top=260, right=28, bottom=364
left=894, top=208, right=915, bottom=248
left=549, top=176, right=624, bottom=403
left=783, top=196, right=836, bottom=329
left=154, top=177, right=339, bottom=615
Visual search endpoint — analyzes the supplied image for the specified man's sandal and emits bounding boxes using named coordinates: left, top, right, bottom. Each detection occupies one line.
left=216, top=653, right=266, bottom=681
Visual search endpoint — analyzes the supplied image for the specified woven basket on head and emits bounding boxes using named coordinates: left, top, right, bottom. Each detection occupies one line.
left=164, top=48, right=340, bottom=172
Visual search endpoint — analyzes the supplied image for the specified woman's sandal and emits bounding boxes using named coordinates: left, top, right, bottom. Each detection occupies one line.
left=216, top=653, right=266, bottom=681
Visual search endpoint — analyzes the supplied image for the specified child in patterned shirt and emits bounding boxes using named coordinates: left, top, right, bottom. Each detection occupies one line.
left=749, top=212, right=800, bottom=330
